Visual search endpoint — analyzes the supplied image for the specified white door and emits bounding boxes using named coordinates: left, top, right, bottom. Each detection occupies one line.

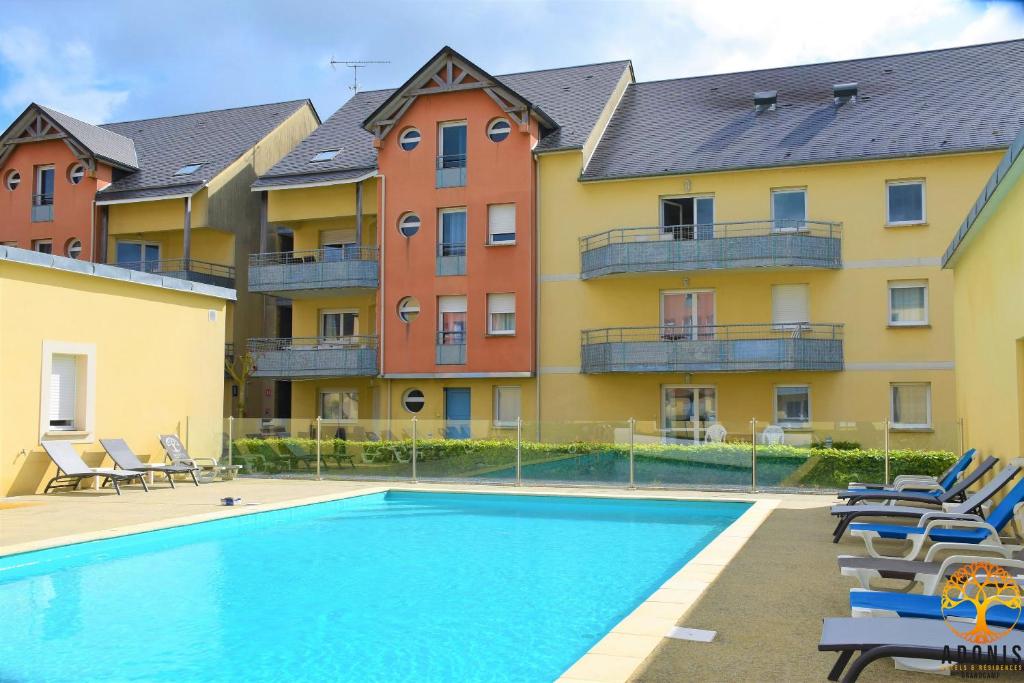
left=661, top=290, right=715, bottom=339
left=662, top=386, right=717, bottom=444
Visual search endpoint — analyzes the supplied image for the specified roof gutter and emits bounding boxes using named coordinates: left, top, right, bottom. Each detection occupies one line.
left=95, top=187, right=202, bottom=206
left=249, top=170, right=378, bottom=193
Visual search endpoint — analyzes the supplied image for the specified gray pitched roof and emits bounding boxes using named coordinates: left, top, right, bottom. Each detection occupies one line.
left=36, top=105, right=139, bottom=169
left=97, top=100, right=312, bottom=201
left=583, top=39, right=1024, bottom=181
left=255, top=60, right=632, bottom=188
left=943, top=124, right=1024, bottom=267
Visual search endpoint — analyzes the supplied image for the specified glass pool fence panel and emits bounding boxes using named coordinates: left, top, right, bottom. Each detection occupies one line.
left=518, top=421, right=632, bottom=488
left=631, top=419, right=754, bottom=491
left=405, top=418, right=518, bottom=483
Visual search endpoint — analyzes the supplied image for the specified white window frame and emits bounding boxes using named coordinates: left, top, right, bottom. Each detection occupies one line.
left=399, top=127, right=421, bottom=151
left=487, top=293, right=516, bottom=336
left=886, top=180, right=926, bottom=226
left=320, top=309, right=359, bottom=338
left=660, top=289, right=716, bottom=333
left=493, top=386, right=521, bottom=428
left=319, top=389, right=358, bottom=423
left=115, top=239, right=161, bottom=264
left=890, top=382, right=932, bottom=429
left=65, top=238, right=83, bottom=259
left=770, top=187, right=807, bottom=232
left=660, top=384, right=718, bottom=442
left=67, top=163, right=85, bottom=185
left=774, top=384, right=811, bottom=427
left=39, top=341, right=96, bottom=441
left=487, top=203, right=516, bottom=245
left=398, top=212, right=421, bottom=238
left=487, top=118, right=511, bottom=143
left=32, top=239, right=53, bottom=254
left=888, top=280, right=929, bottom=327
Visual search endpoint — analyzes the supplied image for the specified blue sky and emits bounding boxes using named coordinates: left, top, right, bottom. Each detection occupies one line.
left=1, top=0, right=1022, bottom=125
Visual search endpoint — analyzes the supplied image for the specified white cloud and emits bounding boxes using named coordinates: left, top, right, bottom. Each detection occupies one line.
left=0, top=26, right=129, bottom=122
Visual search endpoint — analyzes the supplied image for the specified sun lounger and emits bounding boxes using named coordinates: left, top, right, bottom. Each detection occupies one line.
left=159, top=434, right=241, bottom=483
left=838, top=542, right=1024, bottom=591
left=835, top=454, right=993, bottom=506
left=820, top=617, right=1024, bottom=682
left=831, top=459, right=1020, bottom=542
left=100, top=438, right=199, bottom=487
left=845, top=448, right=976, bottom=493
left=40, top=440, right=150, bottom=495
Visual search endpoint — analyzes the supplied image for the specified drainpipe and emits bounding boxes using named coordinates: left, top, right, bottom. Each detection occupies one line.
left=533, top=153, right=542, bottom=441
left=89, top=199, right=96, bottom=262
left=378, top=174, right=386, bottom=379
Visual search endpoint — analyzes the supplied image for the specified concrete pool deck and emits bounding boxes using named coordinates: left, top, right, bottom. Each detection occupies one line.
left=0, top=478, right=967, bottom=682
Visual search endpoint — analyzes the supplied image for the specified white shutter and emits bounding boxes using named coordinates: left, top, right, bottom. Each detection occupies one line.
left=438, top=295, right=467, bottom=313
left=772, top=284, right=809, bottom=326
left=320, top=229, right=356, bottom=246
left=49, top=354, right=77, bottom=425
left=488, top=204, right=516, bottom=241
left=488, top=293, right=515, bottom=315
left=495, top=387, right=521, bottom=424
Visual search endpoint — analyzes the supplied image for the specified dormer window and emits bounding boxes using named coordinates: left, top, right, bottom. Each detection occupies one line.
left=310, top=149, right=340, bottom=162
left=174, top=163, right=203, bottom=176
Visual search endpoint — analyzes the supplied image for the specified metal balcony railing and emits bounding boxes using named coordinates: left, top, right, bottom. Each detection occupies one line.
left=248, top=336, right=379, bottom=378
left=436, top=242, right=466, bottom=276
left=31, top=193, right=53, bottom=222
left=436, top=331, right=467, bottom=365
left=581, top=323, right=844, bottom=373
left=117, top=258, right=236, bottom=289
left=248, top=246, right=379, bottom=294
left=436, top=154, right=467, bottom=188
left=579, top=220, right=842, bottom=278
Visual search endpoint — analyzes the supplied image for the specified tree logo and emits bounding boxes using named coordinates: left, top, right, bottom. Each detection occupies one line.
left=941, top=560, right=1023, bottom=644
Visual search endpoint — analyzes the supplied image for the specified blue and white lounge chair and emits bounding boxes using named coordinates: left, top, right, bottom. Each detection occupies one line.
left=848, top=475, right=1024, bottom=560
left=843, top=449, right=976, bottom=495
left=834, top=455, right=994, bottom=508
left=839, top=541, right=1024, bottom=591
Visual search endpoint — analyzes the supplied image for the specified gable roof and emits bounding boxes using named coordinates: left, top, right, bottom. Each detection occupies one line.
left=254, top=57, right=631, bottom=190
left=0, top=103, right=138, bottom=170
left=582, top=39, right=1024, bottom=181
left=943, top=124, right=1024, bottom=267
left=95, top=100, right=313, bottom=203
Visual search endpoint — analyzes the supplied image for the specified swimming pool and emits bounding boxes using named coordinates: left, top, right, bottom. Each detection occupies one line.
left=0, top=491, right=749, bottom=682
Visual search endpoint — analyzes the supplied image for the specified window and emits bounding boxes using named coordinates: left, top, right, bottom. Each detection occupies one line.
left=32, top=239, right=53, bottom=254
left=771, top=188, right=806, bottom=231
left=439, top=122, right=467, bottom=167
left=4, top=169, right=19, bottom=191
left=887, top=180, right=925, bottom=225
left=662, top=386, right=717, bottom=443
left=67, top=163, right=85, bottom=184
left=438, top=295, right=467, bottom=344
left=399, top=128, right=421, bottom=151
left=398, top=212, right=420, bottom=238
left=321, top=310, right=358, bottom=339
left=771, top=284, right=809, bottom=328
left=39, top=341, right=95, bottom=439
left=397, top=296, right=420, bottom=323
left=487, top=204, right=516, bottom=244
left=487, top=293, right=515, bottom=335
left=174, top=163, right=203, bottom=176
left=494, top=386, right=521, bottom=427
left=662, top=290, right=715, bottom=339
left=64, top=238, right=82, bottom=259
left=34, top=165, right=55, bottom=205
left=775, top=386, right=810, bottom=425
left=487, top=118, right=511, bottom=143
left=661, top=196, right=714, bottom=240
left=402, top=389, right=425, bottom=414
left=889, top=280, right=928, bottom=326
left=319, top=229, right=355, bottom=261
left=439, top=208, right=467, bottom=256
left=116, top=241, right=161, bottom=268
left=320, top=390, right=357, bottom=422
left=310, top=149, right=340, bottom=162
left=891, top=383, right=931, bottom=429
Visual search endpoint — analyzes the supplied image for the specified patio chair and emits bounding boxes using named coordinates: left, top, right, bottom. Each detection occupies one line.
left=839, top=542, right=1024, bottom=592
left=100, top=438, right=200, bottom=488
left=159, top=434, right=241, bottom=483
left=845, top=448, right=976, bottom=493
left=832, top=455, right=996, bottom=508
left=831, top=458, right=1019, bottom=542
left=40, top=440, right=150, bottom=495
left=819, top=617, right=1024, bottom=683
left=845, top=475, right=1024, bottom=560
left=760, top=425, right=784, bottom=445
left=704, top=423, right=727, bottom=443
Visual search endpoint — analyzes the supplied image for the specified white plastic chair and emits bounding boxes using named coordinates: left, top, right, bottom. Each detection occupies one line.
left=704, top=423, right=727, bottom=443
left=761, top=425, right=785, bottom=445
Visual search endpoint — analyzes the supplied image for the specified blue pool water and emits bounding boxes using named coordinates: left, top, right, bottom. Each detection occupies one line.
left=0, top=492, right=748, bottom=682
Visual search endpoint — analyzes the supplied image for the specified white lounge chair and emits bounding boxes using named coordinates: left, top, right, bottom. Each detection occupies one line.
left=159, top=434, right=241, bottom=483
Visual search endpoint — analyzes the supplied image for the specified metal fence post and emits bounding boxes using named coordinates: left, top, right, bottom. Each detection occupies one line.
left=750, top=417, right=758, bottom=492
left=515, top=417, right=522, bottom=486
left=411, top=417, right=418, bottom=483
left=316, top=416, right=322, bottom=481
left=227, top=416, right=234, bottom=468
left=628, top=418, right=636, bottom=490
left=883, top=418, right=891, bottom=486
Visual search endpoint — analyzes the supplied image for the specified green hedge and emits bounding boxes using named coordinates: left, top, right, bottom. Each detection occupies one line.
left=230, top=436, right=955, bottom=488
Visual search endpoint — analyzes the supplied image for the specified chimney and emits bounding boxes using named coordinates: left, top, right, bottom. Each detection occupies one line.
left=753, top=90, right=777, bottom=113
left=833, top=82, right=858, bottom=105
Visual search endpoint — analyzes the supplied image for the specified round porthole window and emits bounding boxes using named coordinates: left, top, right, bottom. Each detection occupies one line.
left=397, top=296, right=420, bottom=323
left=398, top=212, right=420, bottom=238
left=65, top=238, right=83, bottom=259
left=399, top=128, right=421, bottom=151
left=487, top=118, right=511, bottom=143
left=402, top=389, right=425, bottom=414
left=67, top=163, right=85, bottom=185
left=4, top=170, right=20, bottom=191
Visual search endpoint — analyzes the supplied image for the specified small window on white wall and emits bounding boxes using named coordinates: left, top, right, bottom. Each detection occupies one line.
left=487, top=293, right=515, bottom=335
left=771, top=284, right=809, bottom=328
left=887, top=181, right=925, bottom=225
left=49, top=355, right=78, bottom=430
left=39, top=342, right=95, bottom=439
left=321, top=390, right=358, bottom=422
left=488, top=204, right=516, bottom=244
left=891, top=383, right=931, bottom=429
left=494, top=386, right=521, bottom=427
left=775, top=386, right=810, bottom=425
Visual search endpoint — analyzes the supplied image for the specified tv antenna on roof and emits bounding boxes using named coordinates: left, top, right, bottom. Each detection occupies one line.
left=330, top=58, right=391, bottom=93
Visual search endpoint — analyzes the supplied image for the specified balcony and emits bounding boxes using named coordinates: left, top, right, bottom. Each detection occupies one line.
left=248, top=336, right=378, bottom=379
left=249, top=247, right=379, bottom=297
left=436, top=242, right=466, bottom=276
left=31, top=194, right=53, bottom=222
left=117, top=258, right=235, bottom=289
left=436, top=331, right=466, bottom=365
left=579, top=220, right=842, bottom=279
left=581, top=323, right=843, bottom=373
left=436, top=154, right=466, bottom=188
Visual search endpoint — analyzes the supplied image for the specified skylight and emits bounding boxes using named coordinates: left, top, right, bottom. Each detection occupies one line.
left=310, top=149, right=341, bottom=162
left=174, top=163, right=203, bottom=176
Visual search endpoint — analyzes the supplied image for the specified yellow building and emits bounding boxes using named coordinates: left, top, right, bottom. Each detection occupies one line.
left=943, top=128, right=1024, bottom=459
left=0, top=245, right=231, bottom=496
